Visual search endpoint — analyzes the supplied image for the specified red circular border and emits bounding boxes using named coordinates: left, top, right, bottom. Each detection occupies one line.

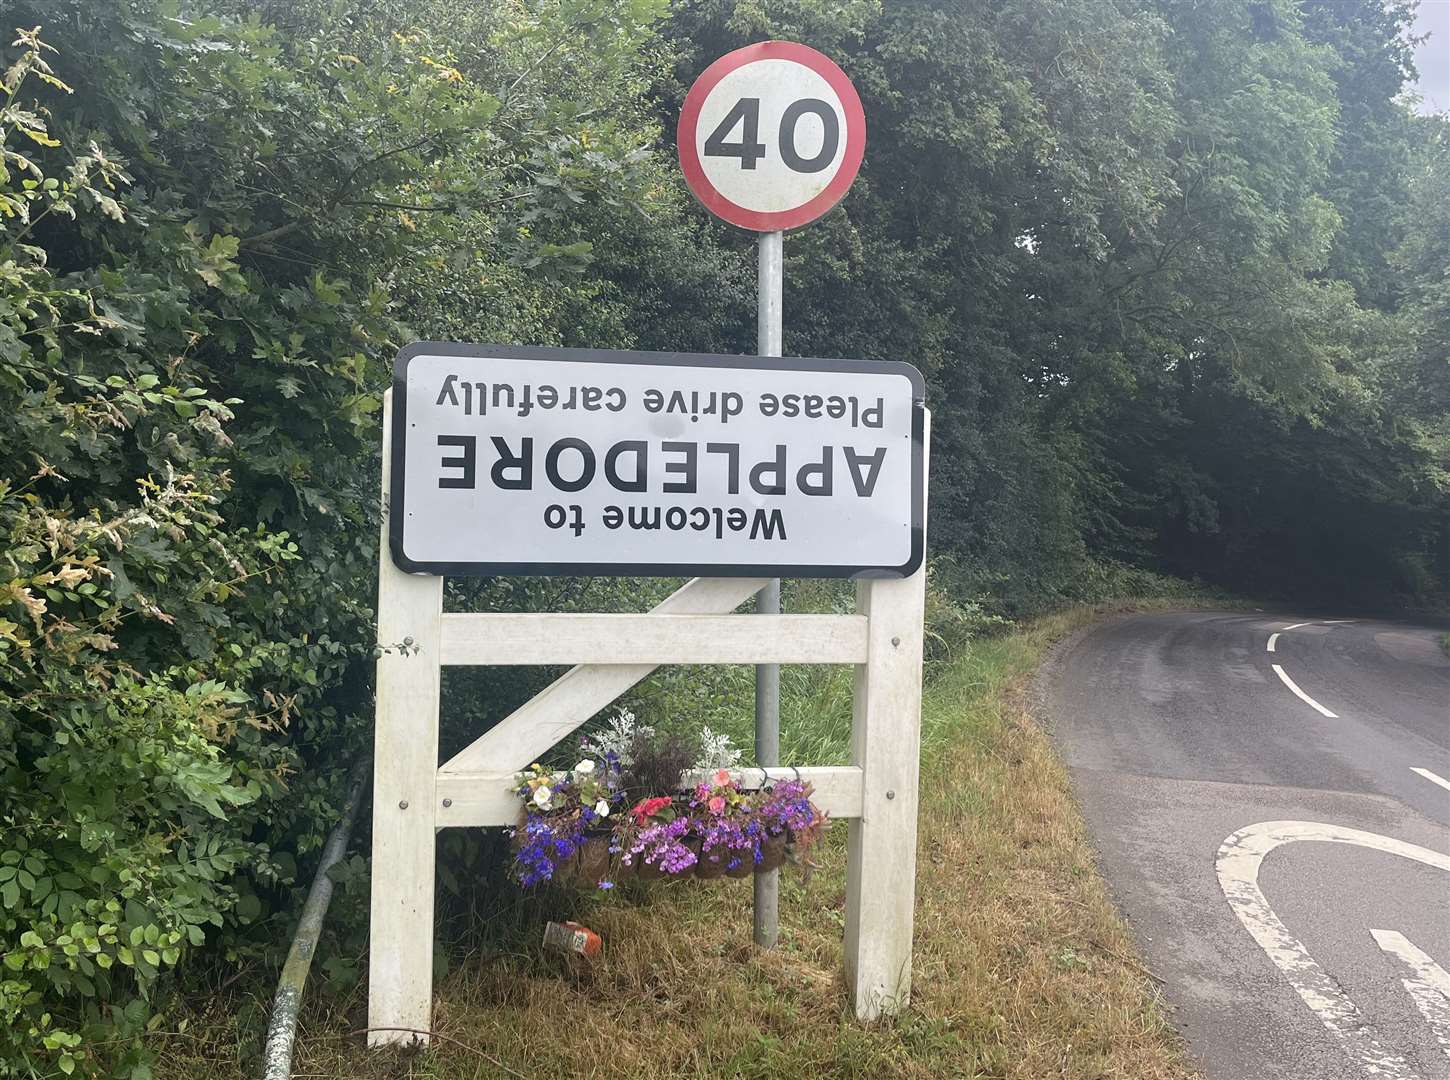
left=677, top=41, right=866, bottom=232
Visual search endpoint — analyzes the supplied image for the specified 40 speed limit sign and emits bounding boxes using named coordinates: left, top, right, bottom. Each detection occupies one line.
left=678, top=40, right=865, bottom=231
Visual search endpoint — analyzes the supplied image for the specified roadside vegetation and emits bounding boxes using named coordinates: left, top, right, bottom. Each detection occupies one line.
left=0, top=0, right=1443, bottom=1075
left=156, top=586, right=1221, bottom=1079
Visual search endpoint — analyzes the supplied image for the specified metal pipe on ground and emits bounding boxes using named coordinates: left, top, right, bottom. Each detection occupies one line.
left=262, top=761, right=370, bottom=1080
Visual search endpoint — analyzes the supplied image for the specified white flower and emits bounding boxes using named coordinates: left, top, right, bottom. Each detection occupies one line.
left=579, top=709, right=655, bottom=768
left=574, top=759, right=596, bottom=775
left=533, top=785, right=552, bottom=808
left=594, top=799, right=610, bottom=818
left=694, top=725, right=743, bottom=772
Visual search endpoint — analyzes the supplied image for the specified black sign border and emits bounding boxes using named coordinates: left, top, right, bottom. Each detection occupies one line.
left=389, top=341, right=926, bottom=579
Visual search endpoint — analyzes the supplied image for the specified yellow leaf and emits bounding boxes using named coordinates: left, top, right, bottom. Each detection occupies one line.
left=15, top=587, right=46, bottom=630
left=46, top=565, right=89, bottom=588
left=20, top=127, right=60, bottom=148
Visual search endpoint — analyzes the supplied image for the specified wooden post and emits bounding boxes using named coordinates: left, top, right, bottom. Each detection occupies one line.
left=368, top=389, right=444, bottom=1047
left=844, top=415, right=928, bottom=1020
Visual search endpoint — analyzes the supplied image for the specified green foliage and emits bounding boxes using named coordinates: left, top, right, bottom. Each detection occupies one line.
left=0, top=1, right=693, bottom=1071
left=0, top=0, right=1446, bottom=1073
left=668, top=0, right=1447, bottom=609
left=0, top=30, right=298, bottom=1076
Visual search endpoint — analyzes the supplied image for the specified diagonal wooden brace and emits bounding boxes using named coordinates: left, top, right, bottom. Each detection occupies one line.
left=436, top=575, right=769, bottom=775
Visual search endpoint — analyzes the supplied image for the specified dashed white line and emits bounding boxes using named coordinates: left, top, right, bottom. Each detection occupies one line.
left=1267, top=632, right=1280, bottom=653
left=1271, top=663, right=1338, bottom=717
left=1281, top=621, right=1312, bottom=631
left=1411, top=767, right=1450, bottom=794
left=1218, top=821, right=1450, bottom=1080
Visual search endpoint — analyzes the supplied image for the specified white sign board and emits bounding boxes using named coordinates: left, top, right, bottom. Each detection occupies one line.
left=678, top=41, right=866, bottom=232
left=389, top=343, right=924, bottom=577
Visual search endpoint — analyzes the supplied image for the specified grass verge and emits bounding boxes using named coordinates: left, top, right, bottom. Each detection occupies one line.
left=160, top=602, right=1200, bottom=1079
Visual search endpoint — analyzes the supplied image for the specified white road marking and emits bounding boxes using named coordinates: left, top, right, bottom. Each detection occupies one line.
left=1217, top=821, right=1450, bottom=1080
left=1323, top=619, right=1356, bottom=624
left=1411, top=768, right=1450, bottom=795
left=1267, top=632, right=1280, bottom=653
left=1282, top=621, right=1313, bottom=630
left=1370, top=929, right=1450, bottom=1060
left=1271, top=663, right=1338, bottom=717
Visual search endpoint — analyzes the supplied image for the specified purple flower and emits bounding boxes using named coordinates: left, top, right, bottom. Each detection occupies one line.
left=758, top=779, right=815, bottom=835
left=512, top=809, right=588, bottom=887
left=624, top=816, right=697, bottom=872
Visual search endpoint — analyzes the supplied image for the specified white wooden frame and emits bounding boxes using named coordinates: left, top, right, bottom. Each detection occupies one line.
left=368, top=389, right=928, bottom=1044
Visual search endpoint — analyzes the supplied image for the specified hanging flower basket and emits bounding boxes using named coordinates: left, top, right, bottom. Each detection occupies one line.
left=724, top=848, right=756, bottom=879
left=509, top=760, right=625, bottom=889
left=756, top=832, right=788, bottom=873
left=565, top=835, right=614, bottom=885
left=694, top=845, right=730, bottom=879
left=508, top=749, right=827, bottom=891
left=631, top=836, right=697, bottom=881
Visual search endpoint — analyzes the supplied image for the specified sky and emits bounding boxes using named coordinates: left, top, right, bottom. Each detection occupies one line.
left=1412, top=1, right=1449, bottom=113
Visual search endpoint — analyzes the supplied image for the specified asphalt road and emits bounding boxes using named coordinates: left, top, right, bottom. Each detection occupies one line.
left=1041, top=611, right=1450, bottom=1080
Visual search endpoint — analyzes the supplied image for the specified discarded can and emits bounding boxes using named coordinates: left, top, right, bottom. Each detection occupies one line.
left=542, top=920, right=602, bottom=958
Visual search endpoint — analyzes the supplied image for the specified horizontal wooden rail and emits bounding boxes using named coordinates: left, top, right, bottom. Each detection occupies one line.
left=434, top=765, right=864, bottom=829
left=437, top=613, right=869, bottom=666
left=436, top=576, right=767, bottom=776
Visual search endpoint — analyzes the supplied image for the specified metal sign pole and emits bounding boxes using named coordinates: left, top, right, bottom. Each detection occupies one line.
left=754, top=229, right=783, bottom=949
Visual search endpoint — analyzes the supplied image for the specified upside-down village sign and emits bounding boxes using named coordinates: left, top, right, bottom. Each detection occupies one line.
left=367, top=41, right=931, bottom=1046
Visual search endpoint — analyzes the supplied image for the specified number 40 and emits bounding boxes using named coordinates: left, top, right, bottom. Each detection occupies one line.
left=703, top=97, right=840, bottom=174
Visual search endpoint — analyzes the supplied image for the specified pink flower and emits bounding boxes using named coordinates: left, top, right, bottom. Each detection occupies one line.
left=713, top=768, right=732, bottom=787
left=707, top=795, right=726, bottom=815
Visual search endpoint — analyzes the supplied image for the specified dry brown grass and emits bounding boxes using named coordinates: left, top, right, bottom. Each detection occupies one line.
left=159, top=604, right=1201, bottom=1080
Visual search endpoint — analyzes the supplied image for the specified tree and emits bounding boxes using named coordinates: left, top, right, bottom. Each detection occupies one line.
left=0, top=1, right=710, bottom=1070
